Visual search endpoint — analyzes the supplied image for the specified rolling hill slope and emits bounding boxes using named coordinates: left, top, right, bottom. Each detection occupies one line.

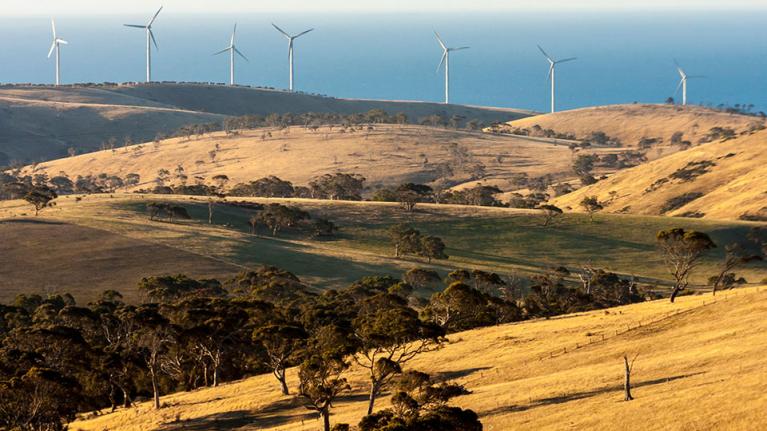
left=0, top=84, right=532, bottom=163
left=552, top=128, right=767, bottom=221
left=494, top=104, right=764, bottom=155
left=22, top=124, right=583, bottom=192
left=70, top=286, right=767, bottom=430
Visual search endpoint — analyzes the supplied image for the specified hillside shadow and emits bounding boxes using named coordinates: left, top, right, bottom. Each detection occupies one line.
left=0, top=218, right=65, bottom=225
left=434, top=366, right=493, bottom=382
left=158, top=397, right=317, bottom=430
left=479, top=372, right=704, bottom=416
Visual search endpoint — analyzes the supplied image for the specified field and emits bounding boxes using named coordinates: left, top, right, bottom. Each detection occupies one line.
left=0, top=84, right=532, bottom=163
left=0, top=219, right=239, bottom=303
left=70, top=285, right=767, bottom=430
left=2, top=193, right=765, bottom=303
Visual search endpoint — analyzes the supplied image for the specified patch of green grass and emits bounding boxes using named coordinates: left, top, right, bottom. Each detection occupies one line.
left=118, top=199, right=767, bottom=287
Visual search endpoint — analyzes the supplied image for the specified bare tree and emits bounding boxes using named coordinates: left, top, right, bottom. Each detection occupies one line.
left=623, top=353, right=639, bottom=401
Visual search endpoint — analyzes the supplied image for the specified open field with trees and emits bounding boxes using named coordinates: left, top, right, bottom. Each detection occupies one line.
left=2, top=194, right=765, bottom=303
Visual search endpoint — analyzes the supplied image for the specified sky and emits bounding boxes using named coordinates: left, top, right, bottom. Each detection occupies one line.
left=3, top=0, right=766, bottom=15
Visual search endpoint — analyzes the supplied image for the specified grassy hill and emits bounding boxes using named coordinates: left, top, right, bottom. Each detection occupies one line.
left=492, top=104, right=764, bottom=163
left=22, top=124, right=585, bottom=193
left=0, top=84, right=532, bottom=163
left=70, top=286, right=767, bottom=430
left=2, top=194, right=764, bottom=303
left=552, top=128, right=767, bottom=221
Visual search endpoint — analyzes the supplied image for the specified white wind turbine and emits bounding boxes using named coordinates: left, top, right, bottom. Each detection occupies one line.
left=124, top=6, right=163, bottom=83
left=214, top=24, right=248, bottom=86
left=435, top=32, right=469, bottom=105
left=674, top=60, right=704, bottom=106
left=47, top=19, right=68, bottom=86
left=538, top=45, right=576, bottom=113
left=272, top=23, right=314, bottom=92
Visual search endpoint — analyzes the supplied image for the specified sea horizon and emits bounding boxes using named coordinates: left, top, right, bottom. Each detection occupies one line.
left=1, top=10, right=766, bottom=113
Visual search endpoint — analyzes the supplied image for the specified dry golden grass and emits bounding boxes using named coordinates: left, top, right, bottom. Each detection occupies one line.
left=502, top=104, right=763, bottom=151
left=71, top=287, right=767, bottom=431
left=24, top=124, right=587, bottom=192
left=553, top=129, right=767, bottom=220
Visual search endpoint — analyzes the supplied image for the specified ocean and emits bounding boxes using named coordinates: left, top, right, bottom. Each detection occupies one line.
left=1, top=10, right=766, bottom=113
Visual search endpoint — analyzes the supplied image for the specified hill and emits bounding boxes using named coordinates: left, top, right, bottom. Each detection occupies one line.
left=0, top=84, right=532, bottom=163
left=21, top=124, right=586, bottom=193
left=70, top=286, right=767, bottom=430
left=492, top=104, right=764, bottom=160
left=552, top=128, right=767, bottom=221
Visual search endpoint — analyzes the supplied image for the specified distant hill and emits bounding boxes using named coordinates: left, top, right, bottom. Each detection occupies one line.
left=493, top=104, right=764, bottom=160
left=0, top=83, right=532, bottom=163
left=552, top=128, right=767, bottom=221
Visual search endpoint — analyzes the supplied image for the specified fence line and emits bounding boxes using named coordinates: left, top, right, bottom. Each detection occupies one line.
left=534, top=287, right=761, bottom=363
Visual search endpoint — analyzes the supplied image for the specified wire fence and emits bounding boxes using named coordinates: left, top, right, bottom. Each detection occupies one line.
left=536, top=286, right=762, bottom=362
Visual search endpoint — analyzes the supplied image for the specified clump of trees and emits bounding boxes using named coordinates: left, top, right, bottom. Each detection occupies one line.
left=389, top=224, right=448, bottom=263
left=146, top=202, right=191, bottom=222
left=248, top=203, right=336, bottom=238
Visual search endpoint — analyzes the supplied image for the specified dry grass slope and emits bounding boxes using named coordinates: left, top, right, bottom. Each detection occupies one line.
left=502, top=104, right=764, bottom=150
left=553, top=129, right=767, bottom=220
left=23, top=125, right=580, bottom=192
left=71, top=287, right=767, bottom=431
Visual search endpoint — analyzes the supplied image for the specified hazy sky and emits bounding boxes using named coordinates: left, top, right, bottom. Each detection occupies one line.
left=4, top=0, right=765, bottom=15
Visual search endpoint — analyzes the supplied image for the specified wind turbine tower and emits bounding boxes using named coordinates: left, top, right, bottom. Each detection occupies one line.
left=214, top=24, right=248, bottom=86
left=675, top=61, right=704, bottom=106
left=124, top=7, right=163, bottom=82
left=272, top=23, right=314, bottom=92
left=435, top=32, right=469, bottom=105
left=48, top=19, right=68, bottom=86
left=537, top=45, right=576, bottom=113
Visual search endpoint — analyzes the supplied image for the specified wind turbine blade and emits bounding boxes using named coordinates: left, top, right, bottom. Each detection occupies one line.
left=434, top=31, right=447, bottom=50
left=213, top=47, right=231, bottom=56
left=674, top=79, right=684, bottom=96
left=688, top=75, right=706, bottom=79
left=124, top=24, right=147, bottom=29
left=547, top=64, right=554, bottom=82
left=557, top=57, right=577, bottom=64
left=58, top=39, right=68, bottom=45
left=148, top=6, right=163, bottom=27
left=295, top=28, right=314, bottom=38
left=231, top=23, right=237, bottom=46
left=452, top=46, right=470, bottom=51
left=149, top=29, right=159, bottom=50
left=537, top=44, right=553, bottom=61
left=272, top=23, right=290, bottom=38
left=234, top=47, right=249, bottom=62
left=47, top=41, right=56, bottom=58
left=51, top=19, right=57, bottom=38
left=436, top=51, right=447, bottom=73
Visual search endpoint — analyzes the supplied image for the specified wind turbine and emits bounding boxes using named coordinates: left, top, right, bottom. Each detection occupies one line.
left=538, top=45, right=576, bottom=113
left=674, top=60, right=704, bottom=106
left=124, top=6, right=163, bottom=83
left=47, top=19, right=68, bottom=86
left=214, top=24, right=248, bottom=86
left=435, top=32, right=469, bottom=105
left=272, top=23, right=313, bottom=92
